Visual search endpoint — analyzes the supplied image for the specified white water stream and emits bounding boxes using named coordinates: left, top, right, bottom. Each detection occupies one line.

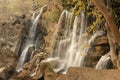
left=43, top=11, right=90, bottom=73
left=17, top=5, right=47, bottom=71
left=42, top=10, right=110, bottom=74
left=95, top=53, right=110, bottom=69
left=17, top=8, right=111, bottom=74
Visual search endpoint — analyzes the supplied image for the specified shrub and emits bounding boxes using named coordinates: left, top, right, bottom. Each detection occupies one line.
left=50, top=8, right=61, bottom=22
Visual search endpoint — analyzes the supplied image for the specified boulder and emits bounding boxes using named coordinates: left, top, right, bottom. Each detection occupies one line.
left=0, top=67, right=9, bottom=80
left=57, top=67, right=120, bottom=80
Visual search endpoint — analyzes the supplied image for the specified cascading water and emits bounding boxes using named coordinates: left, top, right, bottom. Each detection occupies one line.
left=18, top=44, right=34, bottom=70
left=42, top=10, right=90, bottom=73
left=17, top=6, right=110, bottom=74
left=95, top=53, right=110, bottom=69
left=17, top=5, right=47, bottom=70
left=42, top=10, right=110, bottom=74
left=88, top=30, right=106, bottom=46
left=88, top=30, right=111, bottom=69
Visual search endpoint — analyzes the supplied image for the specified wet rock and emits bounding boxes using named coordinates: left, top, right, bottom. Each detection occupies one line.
left=11, top=52, right=59, bottom=80
left=11, top=52, right=48, bottom=80
left=35, top=34, right=45, bottom=49
left=15, top=21, right=31, bottom=57
left=0, top=67, right=9, bottom=80
left=15, top=34, right=26, bottom=58
left=24, top=46, right=35, bottom=63
left=85, top=34, right=109, bottom=68
left=86, top=45, right=110, bottom=68
left=94, top=35, right=108, bottom=46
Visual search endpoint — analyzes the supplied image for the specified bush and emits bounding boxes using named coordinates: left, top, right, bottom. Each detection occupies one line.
left=50, top=8, right=61, bottom=22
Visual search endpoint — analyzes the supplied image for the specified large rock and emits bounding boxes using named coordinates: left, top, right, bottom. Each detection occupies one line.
left=0, top=67, right=9, bottom=80
left=85, top=45, right=110, bottom=68
left=42, top=62, right=59, bottom=80
left=57, top=67, right=120, bottom=80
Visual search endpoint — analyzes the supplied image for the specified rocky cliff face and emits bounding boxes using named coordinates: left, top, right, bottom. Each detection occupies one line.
left=0, top=0, right=119, bottom=80
left=0, top=0, right=59, bottom=79
left=0, top=13, right=48, bottom=79
left=0, top=13, right=31, bottom=79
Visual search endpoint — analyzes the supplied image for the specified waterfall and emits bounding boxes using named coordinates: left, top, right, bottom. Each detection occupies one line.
left=95, top=53, right=110, bottom=69
left=42, top=10, right=110, bottom=74
left=43, top=10, right=90, bottom=73
left=17, top=5, right=47, bottom=71
left=88, top=31, right=111, bottom=69
left=88, top=30, right=105, bottom=46
left=17, top=7, right=110, bottom=73
left=30, top=58, right=41, bottom=77
left=18, top=44, right=34, bottom=70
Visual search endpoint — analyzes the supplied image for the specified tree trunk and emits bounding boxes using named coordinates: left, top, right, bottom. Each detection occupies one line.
left=91, top=0, right=120, bottom=46
left=91, top=0, right=120, bottom=68
left=107, top=25, right=117, bottom=67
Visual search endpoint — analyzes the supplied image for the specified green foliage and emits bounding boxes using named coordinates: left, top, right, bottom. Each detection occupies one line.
left=50, top=8, right=61, bottom=22
left=86, top=8, right=103, bottom=34
left=60, top=0, right=104, bottom=35
left=60, top=0, right=89, bottom=15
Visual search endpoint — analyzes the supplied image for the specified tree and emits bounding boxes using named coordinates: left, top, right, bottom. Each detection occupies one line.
left=91, top=0, right=120, bottom=68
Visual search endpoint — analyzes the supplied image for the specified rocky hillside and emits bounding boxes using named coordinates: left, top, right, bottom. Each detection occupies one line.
left=0, top=0, right=120, bottom=80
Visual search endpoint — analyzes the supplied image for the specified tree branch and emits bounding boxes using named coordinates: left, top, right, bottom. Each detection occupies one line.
left=91, top=0, right=120, bottom=46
